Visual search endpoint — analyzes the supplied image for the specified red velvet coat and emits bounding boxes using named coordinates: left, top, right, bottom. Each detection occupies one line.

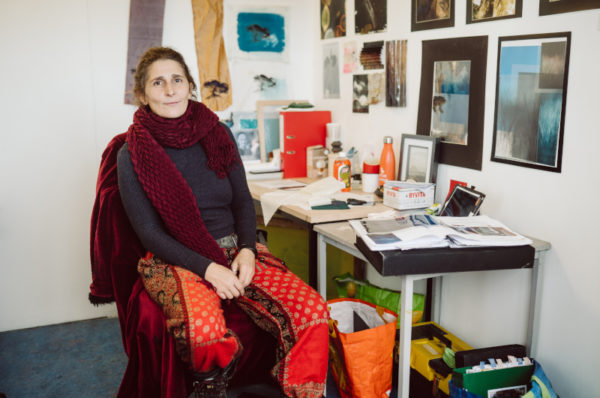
left=89, top=134, right=274, bottom=398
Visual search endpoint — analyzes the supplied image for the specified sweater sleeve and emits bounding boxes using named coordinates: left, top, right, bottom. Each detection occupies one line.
left=223, top=124, right=257, bottom=250
left=117, top=144, right=214, bottom=277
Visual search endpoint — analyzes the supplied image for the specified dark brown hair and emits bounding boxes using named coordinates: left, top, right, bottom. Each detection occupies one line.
left=133, top=47, right=197, bottom=105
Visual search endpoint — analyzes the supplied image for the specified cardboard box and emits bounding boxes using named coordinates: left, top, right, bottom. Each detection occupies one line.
left=306, top=145, right=328, bottom=178
left=383, top=181, right=435, bottom=210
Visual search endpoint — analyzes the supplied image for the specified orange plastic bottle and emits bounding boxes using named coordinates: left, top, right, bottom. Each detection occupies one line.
left=378, top=136, right=396, bottom=186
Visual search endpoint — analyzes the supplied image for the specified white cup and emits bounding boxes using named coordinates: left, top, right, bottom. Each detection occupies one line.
left=362, top=173, right=379, bottom=193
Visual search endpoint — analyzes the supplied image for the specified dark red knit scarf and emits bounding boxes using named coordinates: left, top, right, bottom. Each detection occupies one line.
left=126, top=100, right=239, bottom=267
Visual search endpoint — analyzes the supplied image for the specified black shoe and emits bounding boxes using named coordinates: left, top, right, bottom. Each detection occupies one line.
left=192, top=357, right=238, bottom=398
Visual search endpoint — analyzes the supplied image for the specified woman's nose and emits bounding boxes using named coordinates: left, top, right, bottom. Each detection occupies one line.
left=165, top=82, right=174, bottom=96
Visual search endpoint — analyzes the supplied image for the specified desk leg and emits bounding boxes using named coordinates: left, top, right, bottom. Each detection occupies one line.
left=397, top=275, right=414, bottom=398
left=317, top=233, right=327, bottom=299
left=308, top=227, right=318, bottom=289
left=526, top=251, right=544, bottom=357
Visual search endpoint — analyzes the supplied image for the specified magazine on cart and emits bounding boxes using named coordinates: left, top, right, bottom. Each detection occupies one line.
left=349, top=214, right=532, bottom=251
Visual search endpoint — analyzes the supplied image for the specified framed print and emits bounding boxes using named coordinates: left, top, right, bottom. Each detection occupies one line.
left=491, top=32, right=571, bottom=173
left=416, top=36, right=488, bottom=170
left=539, top=0, right=600, bottom=16
left=467, top=0, right=522, bottom=24
left=256, top=100, right=307, bottom=162
left=412, top=0, right=454, bottom=31
left=399, top=134, right=440, bottom=183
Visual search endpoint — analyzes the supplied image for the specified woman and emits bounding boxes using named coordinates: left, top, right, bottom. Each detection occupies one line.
left=113, top=47, right=328, bottom=397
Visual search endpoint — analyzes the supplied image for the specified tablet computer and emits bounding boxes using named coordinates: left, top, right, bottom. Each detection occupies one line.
left=439, top=185, right=485, bottom=217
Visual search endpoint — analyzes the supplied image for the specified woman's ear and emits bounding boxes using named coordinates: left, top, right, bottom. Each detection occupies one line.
left=138, top=93, right=147, bottom=105
left=189, top=82, right=194, bottom=98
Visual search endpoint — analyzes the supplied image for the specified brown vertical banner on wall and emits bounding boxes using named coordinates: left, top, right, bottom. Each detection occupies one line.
left=386, top=40, right=407, bottom=107
left=124, top=0, right=166, bottom=105
left=191, top=0, right=232, bottom=111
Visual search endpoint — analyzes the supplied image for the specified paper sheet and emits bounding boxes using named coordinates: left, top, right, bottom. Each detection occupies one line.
left=260, top=177, right=345, bottom=225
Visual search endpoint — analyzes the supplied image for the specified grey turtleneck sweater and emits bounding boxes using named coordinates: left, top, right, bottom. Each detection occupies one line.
left=117, top=127, right=256, bottom=278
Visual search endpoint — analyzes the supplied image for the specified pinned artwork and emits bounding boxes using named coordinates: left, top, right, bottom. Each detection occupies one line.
left=228, top=7, right=289, bottom=61
left=360, top=41, right=384, bottom=70
left=368, top=73, right=385, bottom=106
left=467, top=0, right=522, bottom=23
left=323, top=42, right=341, bottom=99
left=321, top=0, right=346, bottom=39
left=355, top=0, right=388, bottom=34
left=343, top=41, right=359, bottom=73
left=124, top=0, right=165, bottom=105
left=386, top=40, right=407, bottom=107
left=352, top=74, right=369, bottom=113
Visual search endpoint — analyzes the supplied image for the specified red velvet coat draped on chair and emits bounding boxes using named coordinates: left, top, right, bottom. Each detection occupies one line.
left=89, top=134, right=275, bottom=398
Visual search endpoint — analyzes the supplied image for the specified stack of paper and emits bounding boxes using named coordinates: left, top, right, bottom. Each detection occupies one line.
left=350, top=214, right=532, bottom=251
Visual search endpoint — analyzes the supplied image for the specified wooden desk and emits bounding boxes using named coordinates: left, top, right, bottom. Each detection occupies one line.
left=314, top=221, right=551, bottom=398
left=248, top=179, right=391, bottom=288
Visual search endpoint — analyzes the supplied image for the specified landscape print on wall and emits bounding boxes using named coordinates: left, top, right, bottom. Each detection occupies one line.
left=491, top=33, right=571, bottom=172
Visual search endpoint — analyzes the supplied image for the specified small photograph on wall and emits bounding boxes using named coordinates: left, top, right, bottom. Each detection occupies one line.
left=467, top=0, right=522, bottom=24
left=430, top=60, right=471, bottom=146
left=491, top=32, right=571, bottom=173
left=355, top=0, right=387, bottom=34
left=412, top=0, right=454, bottom=31
left=321, top=0, right=346, bottom=39
left=359, top=41, right=384, bottom=70
left=343, top=41, right=359, bottom=73
left=386, top=40, right=407, bottom=107
left=353, top=74, right=369, bottom=113
left=368, top=72, right=385, bottom=106
left=231, top=112, right=261, bottom=163
left=323, top=42, right=341, bottom=99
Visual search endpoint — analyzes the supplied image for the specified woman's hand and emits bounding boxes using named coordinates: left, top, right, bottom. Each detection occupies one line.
left=204, top=262, right=245, bottom=300
left=231, top=248, right=256, bottom=288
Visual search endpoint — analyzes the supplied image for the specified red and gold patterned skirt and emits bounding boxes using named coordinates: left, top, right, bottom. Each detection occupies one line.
left=137, top=243, right=328, bottom=398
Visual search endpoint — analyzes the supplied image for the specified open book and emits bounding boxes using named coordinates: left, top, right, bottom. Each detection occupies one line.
left=350, top=214, right=532, bottom=251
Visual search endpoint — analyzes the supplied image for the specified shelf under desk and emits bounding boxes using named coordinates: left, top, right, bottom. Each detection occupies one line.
left=314, top=221, right=551, bottom=398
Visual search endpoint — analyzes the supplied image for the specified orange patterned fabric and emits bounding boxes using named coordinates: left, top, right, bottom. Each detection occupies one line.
left=138, top=244, right=329, bottom=397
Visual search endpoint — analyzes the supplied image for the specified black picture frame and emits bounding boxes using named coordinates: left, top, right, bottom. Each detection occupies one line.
left=411, top=0, right=455, bottom=31
left=416, top=35, right=488, bottom=170
left=399, top=134, right=440, bottom=183
left=539, top=0, right=600, bottom=16
left=490, top=32, right=571, bottom=173
left=467, top=0, right=523, bottom=24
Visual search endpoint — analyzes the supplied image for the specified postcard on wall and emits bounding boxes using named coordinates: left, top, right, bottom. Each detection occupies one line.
left=343, top=41, right=358, bottom=73
left=353, top=74, right=369, bottom=113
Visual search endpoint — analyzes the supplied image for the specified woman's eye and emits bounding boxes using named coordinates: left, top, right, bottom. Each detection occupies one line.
left=152, top=80, right=162, bottom=86
left=175, top=78, right=183, bottom=83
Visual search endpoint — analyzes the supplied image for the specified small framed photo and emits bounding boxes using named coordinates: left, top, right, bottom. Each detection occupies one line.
left=399, top=134, right=440, bottom=183
left=411, top=0, right=455, bottom=31
left=467, top=0, right=522, bottom=24
left=539, top=0, right=600, bottom=16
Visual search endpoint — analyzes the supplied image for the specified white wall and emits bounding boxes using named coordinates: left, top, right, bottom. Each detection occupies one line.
left=0, top=0, right=314, bottom=331
left=313, top=2, right=600, bottom=396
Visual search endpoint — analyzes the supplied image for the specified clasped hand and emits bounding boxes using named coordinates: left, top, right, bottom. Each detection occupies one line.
left=204, top=248, right=256, bottom=300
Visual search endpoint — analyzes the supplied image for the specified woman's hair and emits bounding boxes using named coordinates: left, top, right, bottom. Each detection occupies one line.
left=133, top=47, right=197, bottom=105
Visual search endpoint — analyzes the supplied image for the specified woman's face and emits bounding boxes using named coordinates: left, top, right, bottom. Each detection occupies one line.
left=139, top=59, right=193, bottom=118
